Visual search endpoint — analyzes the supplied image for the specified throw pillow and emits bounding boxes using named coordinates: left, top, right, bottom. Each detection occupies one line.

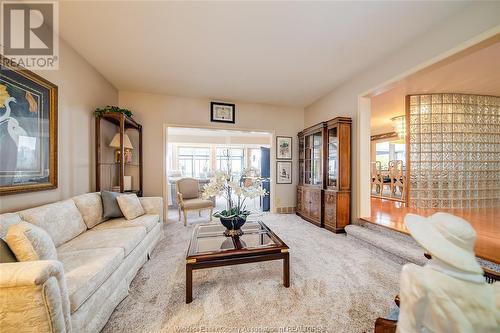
left=116, top=194, right=145, bottom=220
left=101, top=191, right=124, bottom=219
left=6, top=222, right=57, bottom=261
left=0, top=239, right=17, bottom=263
left=73, top=192, right=107, bottom=228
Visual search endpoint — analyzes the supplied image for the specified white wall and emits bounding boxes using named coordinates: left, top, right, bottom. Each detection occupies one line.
left=0, top=41, right=118, bottom=213
left=305, top=2, right=500, bottom=220
left=119, top=91, right=304, bottom=211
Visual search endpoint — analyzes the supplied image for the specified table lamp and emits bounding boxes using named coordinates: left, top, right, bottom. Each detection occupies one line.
left=109, top=133, right=133, bottom=163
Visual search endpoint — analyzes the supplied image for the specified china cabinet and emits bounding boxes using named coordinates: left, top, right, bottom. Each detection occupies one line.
left=296, top=117, right=351, bottom=232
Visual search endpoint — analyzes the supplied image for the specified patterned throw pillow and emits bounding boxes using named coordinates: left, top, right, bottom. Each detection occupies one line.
left=73, top=192, right=107, bottom=228
left=116, top=194, right=145, bottom=220
left=6, top=222, right=57, bottom=261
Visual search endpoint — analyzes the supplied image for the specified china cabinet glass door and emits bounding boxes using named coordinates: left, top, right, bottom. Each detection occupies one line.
left=328, top=127, right=338, bottom=188
left=298, top=136, right=305, bottom=185
left=311, top=132, right=322, bottom=185
left=304, top=135, right=311, bottom=184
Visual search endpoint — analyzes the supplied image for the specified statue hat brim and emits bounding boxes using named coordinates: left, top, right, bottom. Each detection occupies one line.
left=405, top=213, right=483, bottom=274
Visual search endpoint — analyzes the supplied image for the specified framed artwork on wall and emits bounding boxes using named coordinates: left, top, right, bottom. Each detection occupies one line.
left=0, top=55, right=58, bottom=195
left=210, top=102, right=235, bottom=124
left=276, top=136, right=292, bottom=159
left=276, top=161, right=292, bottom=184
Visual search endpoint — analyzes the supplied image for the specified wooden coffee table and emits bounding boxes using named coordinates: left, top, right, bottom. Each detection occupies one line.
left=185, top=221, right=290, bottom=303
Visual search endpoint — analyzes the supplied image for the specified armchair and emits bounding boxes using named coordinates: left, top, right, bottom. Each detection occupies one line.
left=176, top=178, right=214, bottom=226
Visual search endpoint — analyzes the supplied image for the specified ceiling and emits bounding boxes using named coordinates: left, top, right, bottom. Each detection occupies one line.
left=371, top=39, right=500, bottom=135
left=58, top=1, right=470, bottom=107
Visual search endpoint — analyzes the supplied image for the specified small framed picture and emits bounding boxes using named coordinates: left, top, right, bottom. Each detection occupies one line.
left=276, top=136, right=292, bottom=159
left=211, top=102, right=235, bottom=123
left=276, top=161, right=292, bottom=184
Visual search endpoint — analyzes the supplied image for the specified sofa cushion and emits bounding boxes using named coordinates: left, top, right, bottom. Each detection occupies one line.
left=6, top=221, right=57, bottom=261
left=73, top=193, right=107, bottom=228
left=58, top=248, right=123, bottom=313
left=116, top=194, right=145, bottom=220
left=101, top=191, right=124, bottom=219
left=0, top=213, right=22, bottom=240
left=19, top=200, right=87, bottom=247
left=92, top=214, right=159, bottom=233
left=57, top=227, right=146, bottom=257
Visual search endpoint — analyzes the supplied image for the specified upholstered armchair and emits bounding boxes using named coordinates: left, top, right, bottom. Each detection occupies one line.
left=176, top=178, right=214, bottom=226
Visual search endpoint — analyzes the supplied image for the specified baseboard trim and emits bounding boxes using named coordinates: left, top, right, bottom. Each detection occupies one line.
left=276, top=206, right=296, bottom=214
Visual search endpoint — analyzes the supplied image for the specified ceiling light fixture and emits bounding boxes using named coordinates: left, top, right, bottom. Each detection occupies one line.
left=391, top=115, right=406, bottom=140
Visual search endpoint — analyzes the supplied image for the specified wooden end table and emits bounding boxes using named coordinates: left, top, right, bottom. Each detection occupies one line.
left=185, top=221, right=290, bottom=303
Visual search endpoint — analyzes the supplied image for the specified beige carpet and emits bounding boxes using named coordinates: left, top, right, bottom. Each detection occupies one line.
left=102, top=211, right=401, bottom=333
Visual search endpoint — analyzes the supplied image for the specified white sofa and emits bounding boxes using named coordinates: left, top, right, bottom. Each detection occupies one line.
left=0, top=192, right=163, bottom=333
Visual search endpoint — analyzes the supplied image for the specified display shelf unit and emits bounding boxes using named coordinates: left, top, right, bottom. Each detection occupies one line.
left=296, top=117, right=351, bottom=232
left=95, top=112, right=143, bottom=196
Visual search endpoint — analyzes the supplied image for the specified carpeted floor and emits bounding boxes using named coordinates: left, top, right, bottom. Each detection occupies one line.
left=102, top=211, right=402, bottom=333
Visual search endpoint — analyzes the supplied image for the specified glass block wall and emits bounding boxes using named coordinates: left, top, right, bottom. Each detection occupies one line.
left=408, top=93, right=500, bottom=209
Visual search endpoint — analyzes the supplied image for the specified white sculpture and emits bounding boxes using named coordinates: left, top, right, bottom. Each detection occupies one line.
left=397, top=212, right=499, bottom=333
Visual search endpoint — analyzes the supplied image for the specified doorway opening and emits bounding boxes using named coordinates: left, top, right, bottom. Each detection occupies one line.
left=359, top=35, right=500, bottom=263
left=166, top=126, right=272, bottom=223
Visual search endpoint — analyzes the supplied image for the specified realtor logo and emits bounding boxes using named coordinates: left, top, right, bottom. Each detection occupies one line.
left=1, top=1, right=59, bottom=69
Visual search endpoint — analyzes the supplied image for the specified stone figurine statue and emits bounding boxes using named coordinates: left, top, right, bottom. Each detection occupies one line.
left=397, top=212, right=499, bottom=333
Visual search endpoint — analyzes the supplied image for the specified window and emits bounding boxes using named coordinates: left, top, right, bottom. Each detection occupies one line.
left=375, top=141, right=406, bottom=170
left=394, top=143, right=406, bottom=165
left=375, top=142, right=390, bottom=170
left=216, top=147, right=244, bottom=175
left=178, top=147, right=210, bottom=177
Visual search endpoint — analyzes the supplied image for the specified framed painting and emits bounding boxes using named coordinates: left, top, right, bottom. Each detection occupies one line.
left=276, top=161, right=292, bottom=184
left=276, top=136, right=292, bottom=159
left=0, top=55, right=58, bottom=195
left=210, top=102, right=235, bottom=124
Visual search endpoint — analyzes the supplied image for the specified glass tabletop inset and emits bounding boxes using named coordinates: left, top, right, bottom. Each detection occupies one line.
left=188, top=221, right=286, bottom=257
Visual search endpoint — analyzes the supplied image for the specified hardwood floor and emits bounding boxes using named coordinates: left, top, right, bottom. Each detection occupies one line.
left=361, top=197, right=500, bottom=264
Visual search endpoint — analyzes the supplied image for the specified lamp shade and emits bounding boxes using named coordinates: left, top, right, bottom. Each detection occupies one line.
left=109, top=133, right=133, bottom=149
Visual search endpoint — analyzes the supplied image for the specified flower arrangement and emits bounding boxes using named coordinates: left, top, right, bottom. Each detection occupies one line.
left=202, top=167, right=267, bottom=234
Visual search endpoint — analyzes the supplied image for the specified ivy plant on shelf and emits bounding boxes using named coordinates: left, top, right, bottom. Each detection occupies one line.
left=94, top=106, right=133, bottom=118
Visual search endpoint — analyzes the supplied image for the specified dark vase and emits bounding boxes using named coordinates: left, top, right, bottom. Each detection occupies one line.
left=219, top=216, right=246, bottom=237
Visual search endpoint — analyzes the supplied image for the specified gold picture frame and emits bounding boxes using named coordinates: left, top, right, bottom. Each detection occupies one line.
left=0, top=54, right=58, bottom=195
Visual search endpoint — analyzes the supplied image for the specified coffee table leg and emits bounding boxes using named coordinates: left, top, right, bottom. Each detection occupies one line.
left=283, top=252, right=290, bottom=288
left=186, top=264, right=193, bottom=303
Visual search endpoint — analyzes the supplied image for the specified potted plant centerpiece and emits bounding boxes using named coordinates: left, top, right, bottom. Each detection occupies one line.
left=202, top=168, right=267, bottom=236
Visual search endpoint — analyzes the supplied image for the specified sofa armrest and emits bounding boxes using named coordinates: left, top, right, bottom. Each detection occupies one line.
left=140, top=196, right=164, bottom=223
left=0, top=260, right=71, bottom=333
